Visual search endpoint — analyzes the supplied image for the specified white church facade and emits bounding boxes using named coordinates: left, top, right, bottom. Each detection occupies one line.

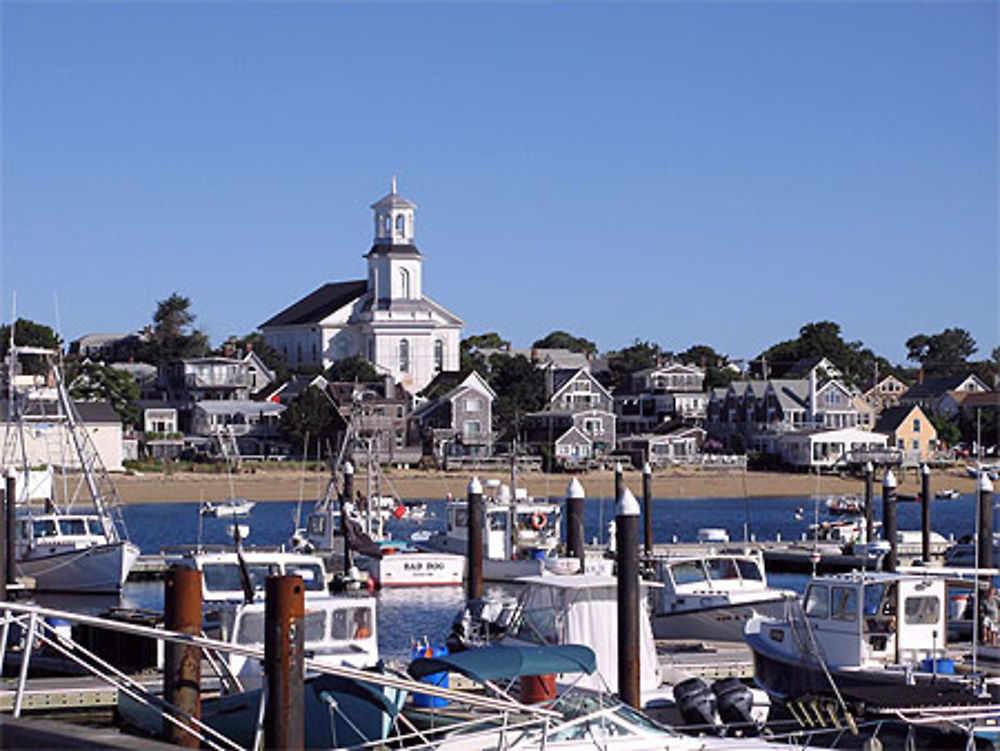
left=260, top=183, right=463, bottom=394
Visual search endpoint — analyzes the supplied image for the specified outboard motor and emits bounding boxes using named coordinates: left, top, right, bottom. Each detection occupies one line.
left=712, top=677, right=758, bottom=736
left=673, top=677, right=720, bottom=734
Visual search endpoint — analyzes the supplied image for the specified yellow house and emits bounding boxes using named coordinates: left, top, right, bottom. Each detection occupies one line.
left=874, top=404, right=938, bottom=463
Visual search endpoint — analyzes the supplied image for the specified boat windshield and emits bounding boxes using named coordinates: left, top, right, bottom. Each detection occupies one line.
left=705, top=558, right=739, bottom=581
left=285, top=563, right=326, bottom=592
left=544, top=696, right=677, bottom=741
left=670, top=561, right=707, bottom=586
left=33, top=519, right=58, bottom=538
left=203, top=563, right=274, bottom=595
left=58, top=518, right=88, bottom=536
left=88, top=518, right=105, bottom=536
left=736, top=559, right=763, bottom=581
left=511, top=606, right=560, bottom=645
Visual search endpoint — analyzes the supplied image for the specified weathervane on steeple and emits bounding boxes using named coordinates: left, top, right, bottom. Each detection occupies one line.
left=391, top=175, right=397, bottom=195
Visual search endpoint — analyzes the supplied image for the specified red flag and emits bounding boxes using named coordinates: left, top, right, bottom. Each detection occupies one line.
left=392, top=504, right=406, bottom=520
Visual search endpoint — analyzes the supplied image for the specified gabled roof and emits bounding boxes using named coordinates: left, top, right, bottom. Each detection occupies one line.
left=551, top=368, right=611, bottom=401
left=412, top=371, right=495, bottom=420
left=903, top=373, right=989, bottom=400
left=874, top=404, right=925, bottom=433
left=768, top=379, right=810, bottom=411
left=554, top=425, right=591, bottom=446
left=260, top=280, right=367, bottom=327
left=785, top=356, right=842, bottom=378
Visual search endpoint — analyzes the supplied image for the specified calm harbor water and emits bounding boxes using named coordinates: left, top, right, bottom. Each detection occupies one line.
left=33, top=492, right=984, bottom=660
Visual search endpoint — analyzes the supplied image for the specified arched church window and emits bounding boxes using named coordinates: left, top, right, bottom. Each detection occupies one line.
left=383, top=215, right=391, bottom=235
left=400, top=339, right=410, bottom=373
left=434, top=339, right=443, bottom=372
left=400, top=268, right=411, bottom=299
left=395, top=214, right=405, bottom=234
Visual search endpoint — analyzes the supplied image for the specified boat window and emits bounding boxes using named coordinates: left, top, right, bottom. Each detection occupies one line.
left=512, top=607, right=560, bottom=645
left=303, top=610, right=327, bottom=643
left=613, top=702, right=675, bottom=735
left=831, top=586, right=858, bottom=621
left=331, top=607, right=373, bottom=640
left=455, top=509, right=468, bottom=528
left=804, top=585, right=829, bottom=619
left=671, top=561, right=707, bottom=586
left=705, top=558, right=738, bottom=581
left=488, top=512, right=506, bottom=531
left=87, top=519, right=105, bottom=536
left=33, top=519, right=57, bottom=538
left=236, top=611, right=264, bottom=645
left=286, top=563, right=326, bottom=592
left=307, top=516, right=326, bottom=534
left=904, top=596, right=940, bottom=625
left=735, top=559, right=763, bottom=581
left=864, top=583, right=896, bottom=616
left=247, top=565, right=274, bottom=592
left=58, top=518, right=87, bottom=536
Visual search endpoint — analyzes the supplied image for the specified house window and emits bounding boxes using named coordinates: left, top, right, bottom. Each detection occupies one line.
left=399, top=339, right=410, bottom=372
left=913, top=418, right=921, bottom=433
left=464, top=420, right=481, bottom=437
left=400, top=268, right=411, bottom=299
left=466, top=397, right=483, bottom=411
left=912, top=439, right=920, bottom=451
left=434, top=340, right=443, bottom=372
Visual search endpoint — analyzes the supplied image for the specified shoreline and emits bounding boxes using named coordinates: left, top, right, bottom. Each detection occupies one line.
left=108, top=467, right=981, bottom=504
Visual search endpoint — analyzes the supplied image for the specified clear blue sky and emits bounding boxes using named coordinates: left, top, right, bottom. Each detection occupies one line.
left=2, top=2, right=997, bottom=365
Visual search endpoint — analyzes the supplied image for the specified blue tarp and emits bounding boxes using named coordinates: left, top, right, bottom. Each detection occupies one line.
left=408, top=644, right=596, bottom=683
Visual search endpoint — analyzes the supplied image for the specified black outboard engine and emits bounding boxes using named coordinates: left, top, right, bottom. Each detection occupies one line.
left=673, top=677, right=720, bottom=734
left=712, top=677, right=758, bottom=736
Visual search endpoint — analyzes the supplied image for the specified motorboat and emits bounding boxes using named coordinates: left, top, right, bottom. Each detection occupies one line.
left=355, top=539, right=464, bottom=587
left=824, top=495, right=864, bottom=516
left=425, top=481, right=563, bottom=581
left=200, top=497, right=255, bottom=517
left=649, top=553, right=797, bottom=642
left=3, top=344, right=139, bottom=593
left=744, top=571, right=1000, bottom=715
left=169, top=547, right=333, bottom=602
left=936, top=489, right=962, bottom=500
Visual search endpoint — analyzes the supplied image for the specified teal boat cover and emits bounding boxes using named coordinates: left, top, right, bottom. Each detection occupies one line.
left=408, top=644, right=596, bottom=683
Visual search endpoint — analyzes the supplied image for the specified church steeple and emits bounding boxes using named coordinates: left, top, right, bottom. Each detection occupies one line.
left=371, top=177, right=416, bottom=245
left=367, top=179, right=423, bottom=303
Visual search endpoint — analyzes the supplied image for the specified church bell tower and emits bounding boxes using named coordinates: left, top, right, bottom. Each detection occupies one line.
left=367, top=178, right=423, bottom=304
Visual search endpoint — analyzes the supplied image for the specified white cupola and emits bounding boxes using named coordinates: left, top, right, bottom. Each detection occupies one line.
left=366, top=178, right=423, bottom=304
left=371, top=176, right=416, bottom=245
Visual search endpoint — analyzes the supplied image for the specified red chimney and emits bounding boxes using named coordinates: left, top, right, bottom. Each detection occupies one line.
left=918, top=368, right=924, bottom=385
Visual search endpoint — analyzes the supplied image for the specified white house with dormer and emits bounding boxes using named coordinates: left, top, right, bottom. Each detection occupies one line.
left=260, top=182, right=463, bottom=394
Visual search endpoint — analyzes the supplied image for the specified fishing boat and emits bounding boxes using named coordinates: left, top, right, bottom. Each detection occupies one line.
left=649, top=552, right=797, bottom=642
left=3, top=344, right=139, bottom=592
left=425, top=481, right=563, bottom=581
left=199, top=497, right=255, bottom=517
left=355, top=538, right=465, bottom=587
left=744, top=570, right=1000, bottom=714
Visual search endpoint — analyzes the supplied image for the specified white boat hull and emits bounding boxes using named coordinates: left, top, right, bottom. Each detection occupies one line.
left=425, top=533, right=548, bottom=582
left=358, top=551, right=465, bottom=587
left=652, top=594, right=792, bottom=642
left=18, top=541, right=141, bottom=593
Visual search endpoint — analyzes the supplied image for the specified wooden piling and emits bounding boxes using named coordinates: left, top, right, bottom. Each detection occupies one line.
left=341, top=461, right=354, bottom=573
left=163, top=567, right=203, bottom=747
left=920, top=464, right=931, bottom=564
left=616, top=487, right=640, bottom=709
left=979, top=472, right=994, bottom=569
left=883, top=470, right=898, bottom=573
left=863, top=462, right=874, bottom=544
left=565, top=478, right=585, bottom=572
left=642, top=463, right=653, bottom=557
left=467, top=477, right=484, bottom=601
left=265, top=574, right=305, bottom=751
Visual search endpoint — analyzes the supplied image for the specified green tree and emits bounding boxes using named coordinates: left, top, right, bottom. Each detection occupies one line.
left=930, top=414, right=962, bottom=448
left=0, top=318, right=62, bottom=374
left=532, top=330, right=598, bottom=357
left=488, top=354, right=546, bottom=441
left=221, top=333, right=289, bottom=381
left=279, top=386, right=347, bottom=455
left=139, top=293, right=210, bottom=365
left=906, top=328, right=978, bottom=377
left=326, top=355, right=381, bottom=383
left=600, top=340, right=664, bottom=391
left=463, top=332, right=509, bottom=351
left=69, top=363, right=141, bottom=428
left=679, top=344, right=738, bottom=390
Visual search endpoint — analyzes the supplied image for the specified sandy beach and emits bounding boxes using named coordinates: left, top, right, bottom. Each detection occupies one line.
left=110, top=466, right=981, bottom=504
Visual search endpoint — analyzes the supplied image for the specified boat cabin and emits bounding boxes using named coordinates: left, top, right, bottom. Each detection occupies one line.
left=16, top=512, right=114, bottom=556
left=800, top=572, right=946, bottom=668
left=443, top=495, right=562, bottom=561
left=656, top=553, right=770, bottom=598
left=177, top=549, right=332, bottom=602
left=218, top=594, right=378, bottom=688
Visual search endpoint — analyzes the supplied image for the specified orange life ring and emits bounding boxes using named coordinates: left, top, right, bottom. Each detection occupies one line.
left=531, top=513, right=546, bottom=531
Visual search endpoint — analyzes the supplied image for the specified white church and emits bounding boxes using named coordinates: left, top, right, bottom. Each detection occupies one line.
left=260, top=182, right=463, bottom=394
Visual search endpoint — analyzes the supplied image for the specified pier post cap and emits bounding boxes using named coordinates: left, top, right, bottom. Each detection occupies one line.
left=642, top=462, right=652, bottom=476
left=616, top=487, right=640, bottom=517
left=468, top=476, right=483, bottom=495
left=980, top=472, right=994, bottom=493
left=566, top=477, right=585, bottom=499
left=883, top=469, right=897, bottom=489
left=921, top=463, right=930, bottom=476
left=614, top=461, right=623, bottom=474
left=864, top=461, right=873, bottom=474
left=344, top=461, right=354, bottom=475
